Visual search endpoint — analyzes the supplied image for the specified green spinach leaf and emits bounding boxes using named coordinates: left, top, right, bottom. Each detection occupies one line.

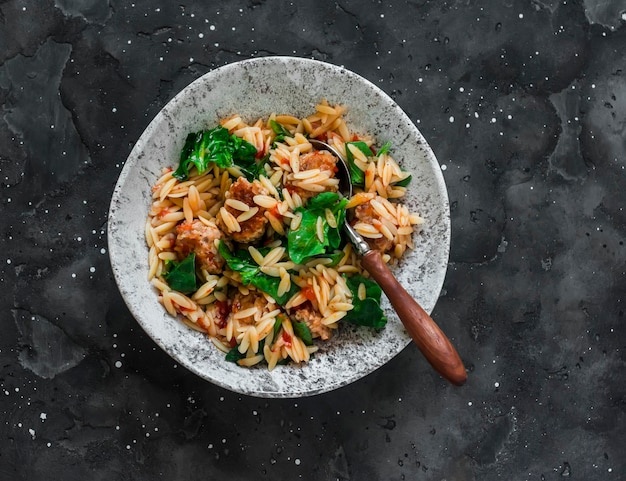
left=377, top=141, right=391, bottom=156
left=344, top=141, right=373, bottom=187
left=287, top=192, right=348, bottom=264
left=173, top=126, right=257, bottom=180
left=217, top=242, right=298, bottom=305
left=293, top=321, right=314, bottom=346
left=321, top=250, right=345, bottom=267
left=225, top=346, right=246, bottom=363
left=217, top=241, right=259, bottom=279
left=272, top=314, right=285, bottom=342
left=270, top=119, right=294, bottom=145
left=373, top=141, right=411, bottom=187
left=394, top=172, right=412, bottom=187
left=162, top=253, right=197, bottom=294
left=342, top=274, right=387, bottom=329
left=237, top=153, right=270, bottom=182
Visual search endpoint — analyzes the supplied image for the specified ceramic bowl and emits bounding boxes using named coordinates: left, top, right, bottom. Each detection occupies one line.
left=108, top=56, right=450, bottom=398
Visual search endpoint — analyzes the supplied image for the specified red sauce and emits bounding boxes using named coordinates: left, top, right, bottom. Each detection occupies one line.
left=269, top=204, right=283, bottom=221
left=215, top=300, right=230, bottom=328
left=301, top=286, right=317, bottom=303
left=281, top=330, right=292, bottom=346
left=177, top=222, right=194, bottom=232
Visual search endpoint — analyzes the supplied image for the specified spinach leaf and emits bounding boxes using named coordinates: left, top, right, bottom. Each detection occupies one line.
left=272, top=315, right=285, bottom=341
left=226, top=336, right=266, bottom=363
left=377, top=141, right=391, bottom=156
left=287, top=211, right=327, bottom=262
left=293, top=321, right=314, bottom=346
left=231, top=134, right=258, bottom=163
left=287, top=192, right=348, bottom=264
left=162, top=253, right=197, bottom=294
left=322, top=250, right=345, bottom=267
left=217, top=241, right=259, bottom=279
left=394, top=172, right=412, bottom=187
left=225, top=346, right=246, bottom=363
left=252, top=275, right=299, bottom=306
left=307, top=191, right=343, bottom=210
left=345, top=141, right=373, bottom=187
left=373, top=141, right=411, bottom=187
left=270, top=120, right=293, bottom=145
left=217, top=242, right=298, bottom=305
left=173, top=126, right=257, bottom=180
left=237, top=153, right=270, bottom=182
left=342, top=274, right=387, bottom=329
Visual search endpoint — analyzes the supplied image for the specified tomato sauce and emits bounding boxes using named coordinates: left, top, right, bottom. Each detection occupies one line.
left=215, top=300, right=230, bottom=328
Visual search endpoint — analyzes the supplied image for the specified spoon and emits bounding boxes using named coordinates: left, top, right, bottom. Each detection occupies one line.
left=309, top=139, right=467, bottom=386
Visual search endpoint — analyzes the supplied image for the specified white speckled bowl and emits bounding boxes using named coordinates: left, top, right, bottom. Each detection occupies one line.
left=108, top=56, right=450, bottom=398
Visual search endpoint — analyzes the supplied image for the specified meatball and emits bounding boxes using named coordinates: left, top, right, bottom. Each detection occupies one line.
left=291, top=303, right=332, bottom=340
left=351, top=201, right=394, bottom=253
left=174, top=220, right=225, bottom=274
left=222, top=177, right=269, bottom=243
left=300, top=149, right=338, bottom=173
left=287, top=150, right=338, bottom=204
left=228, top=291, right=276, bottom=326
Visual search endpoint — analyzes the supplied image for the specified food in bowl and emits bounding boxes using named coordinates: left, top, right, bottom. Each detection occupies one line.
left=145, top=99, right=423, bottom=369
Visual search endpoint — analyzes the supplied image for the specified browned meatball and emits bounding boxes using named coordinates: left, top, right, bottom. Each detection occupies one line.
left=174, top=220, right=225, bottom=274
left=287, top=150, right=338, bottom=204
left=291, top=303, right=332, bottom=340
left=223, top=177, right=269, bottom=243
left=351, top=201, right=394, bottom=253
left=300, top=149, right=338, bottom=173
left=228, top=291, right=276, bottom=326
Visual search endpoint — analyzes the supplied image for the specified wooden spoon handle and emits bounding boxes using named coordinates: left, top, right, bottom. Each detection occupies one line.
left=361, top=250, right=467, bottom=386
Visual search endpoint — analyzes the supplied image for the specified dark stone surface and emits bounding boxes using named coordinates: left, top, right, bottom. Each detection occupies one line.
left=1, top=0, right=625, bottom=479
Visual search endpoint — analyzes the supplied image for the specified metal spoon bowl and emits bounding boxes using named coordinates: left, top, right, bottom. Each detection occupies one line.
left=309, top=138, right=467, bottom=386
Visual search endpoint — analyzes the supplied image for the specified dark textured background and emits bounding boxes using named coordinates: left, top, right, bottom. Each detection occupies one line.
left=1, top=1, right=625, bottom=479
